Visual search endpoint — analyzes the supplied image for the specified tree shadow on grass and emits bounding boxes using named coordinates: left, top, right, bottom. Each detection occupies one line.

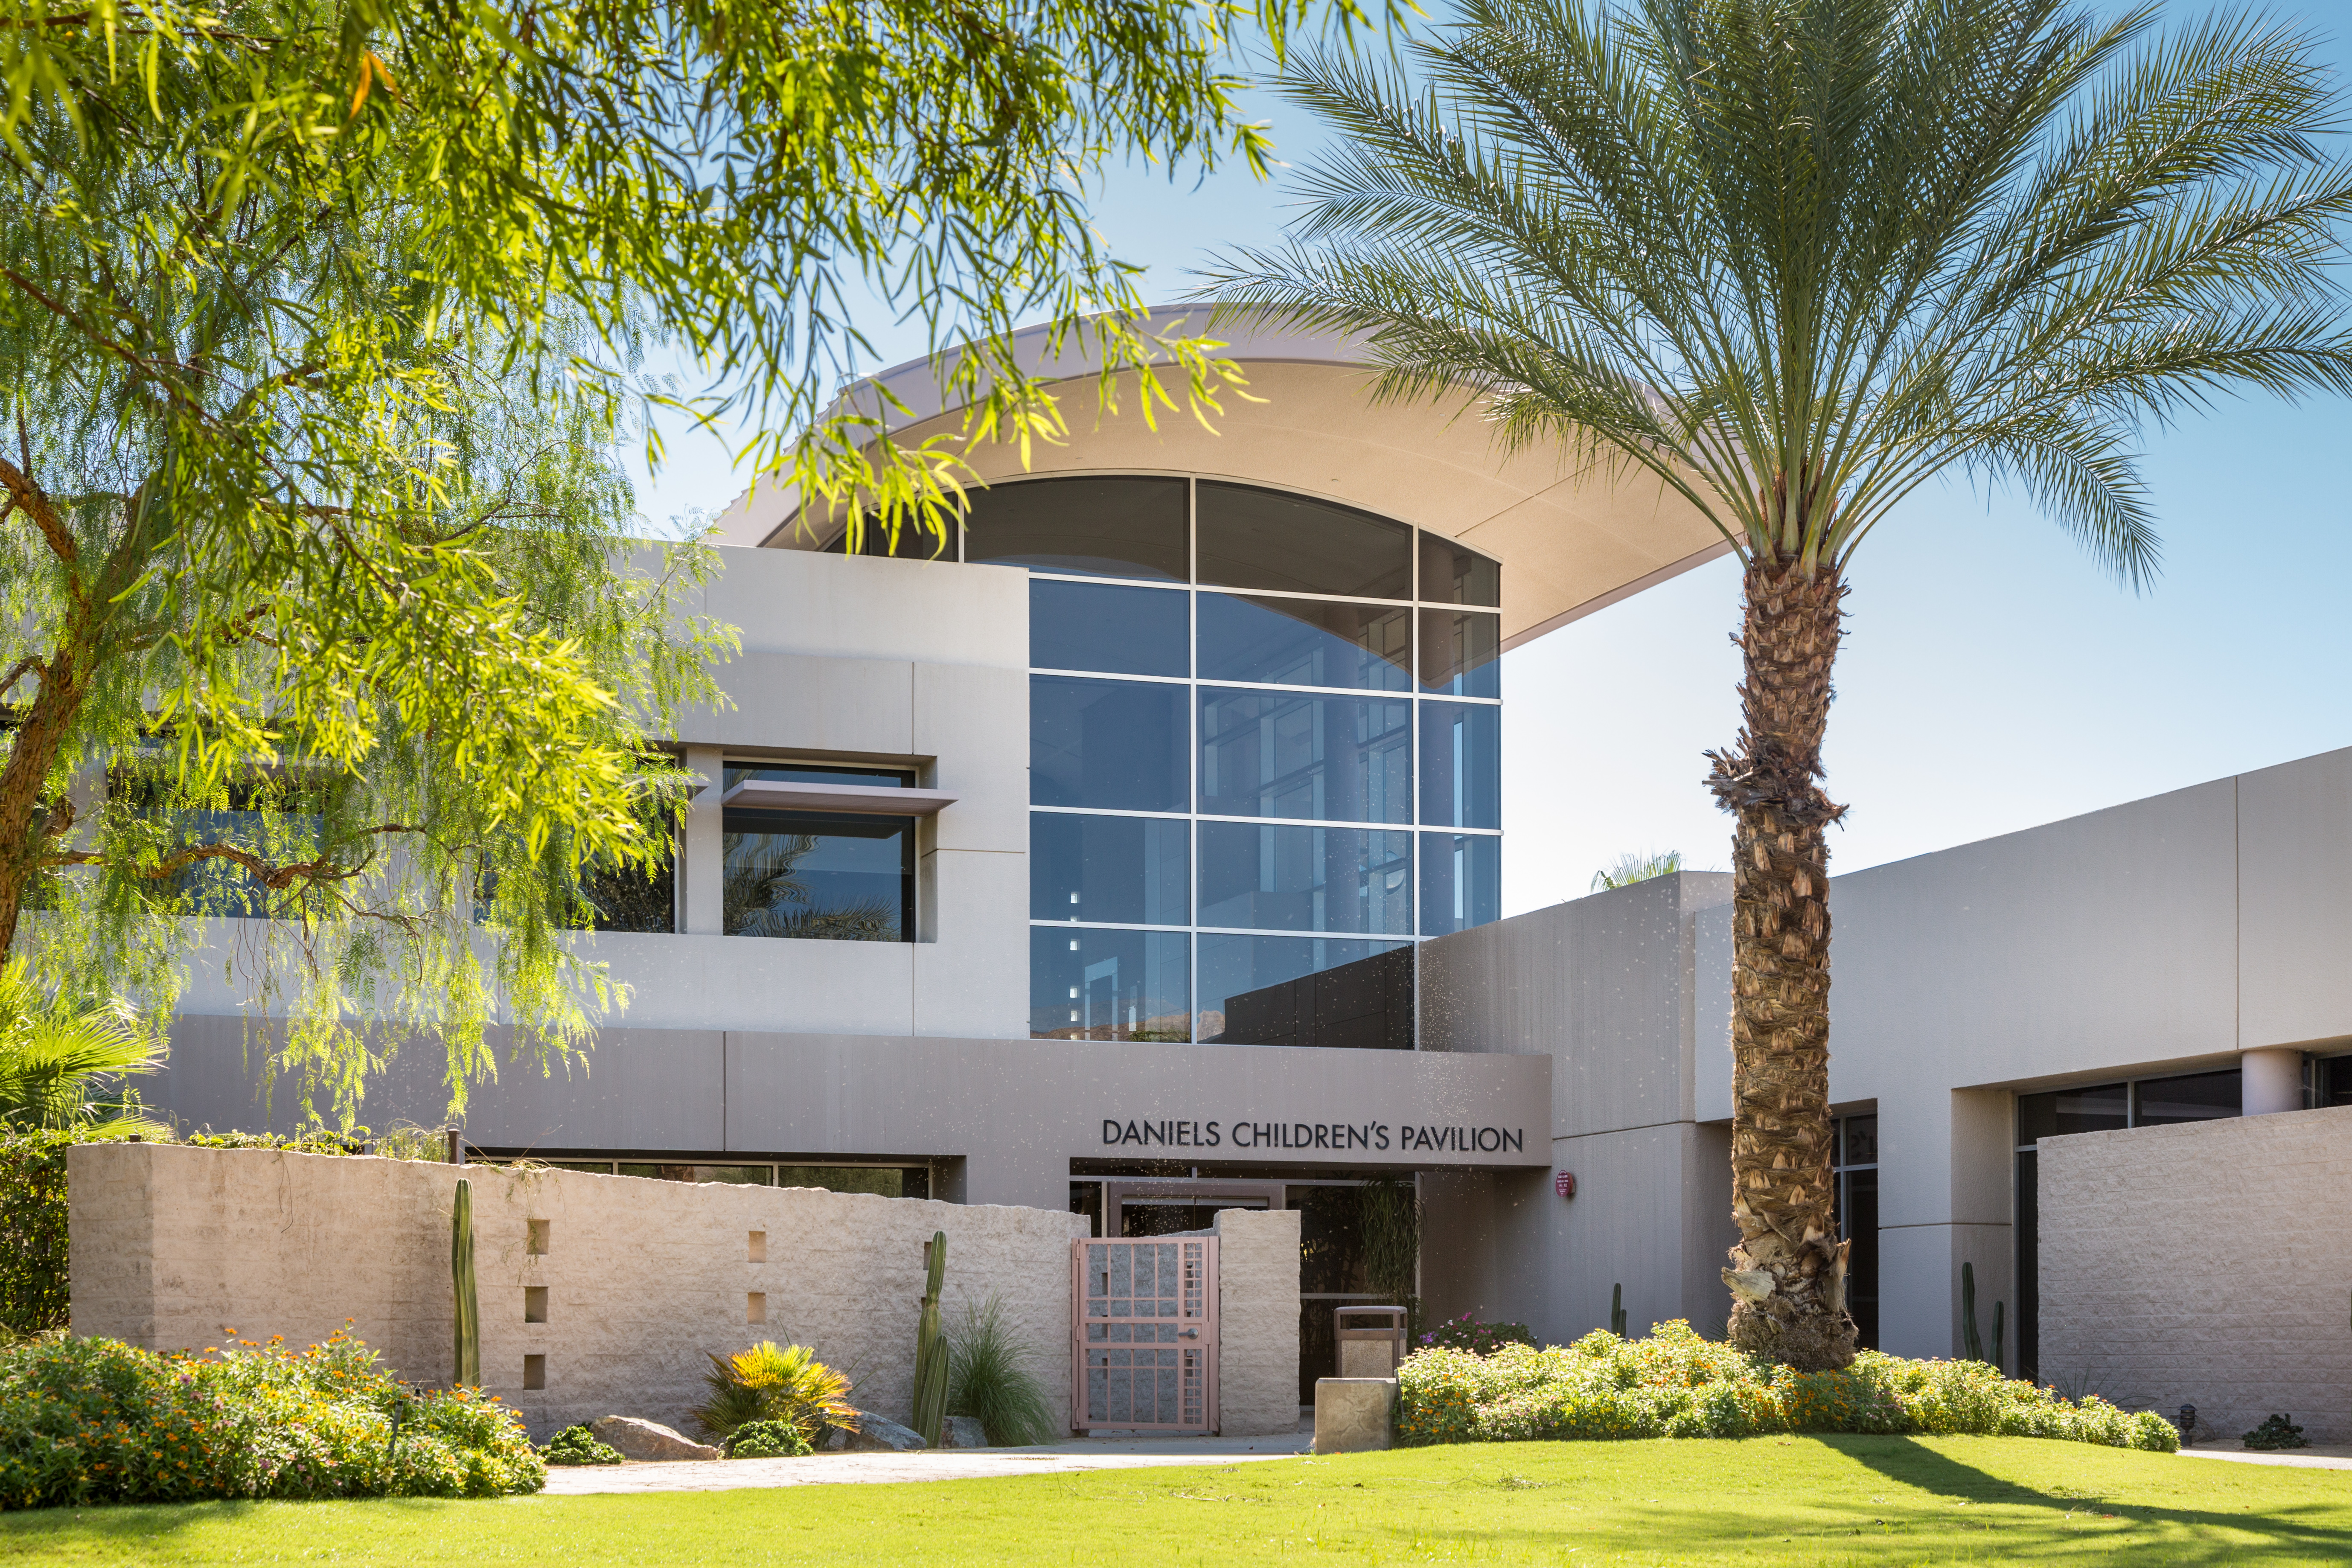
left=0, top=1495, right=494, bottom=1551
left=1348, top=1437, right=2352, bottom=1567
left=1821, top=1434, right=2352, bottom=1563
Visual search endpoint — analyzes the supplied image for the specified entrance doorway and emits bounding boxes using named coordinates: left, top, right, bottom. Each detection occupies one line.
left=1072, top=1172, right=1420, bottom=1404
left=1071, top=1236, right=1219, bottom=1432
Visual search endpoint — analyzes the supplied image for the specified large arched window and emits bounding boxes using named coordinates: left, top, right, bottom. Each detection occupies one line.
left=856, top=474, right=1505, bottom=1046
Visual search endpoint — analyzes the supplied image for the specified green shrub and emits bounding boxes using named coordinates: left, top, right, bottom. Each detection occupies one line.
left=0, top=1132, right=71, bottom=1336
left=1396, top=1321, right=2179, bottom=1455
left=540, top=1425, right=624, bottom=1466
left=0, top=1328, right=544, bottom=1509
left=724, top=1419, right=812, bottom=1458
left=2243, top=1414, right=2308, bottom=1451
left=947, top=1294, right=1057, bottom=1446
left=1419, top=1313, right=1535, bottom=1356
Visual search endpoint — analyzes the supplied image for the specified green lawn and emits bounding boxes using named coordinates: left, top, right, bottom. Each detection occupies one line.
left=4, top=1437, right=2346, bottom=1566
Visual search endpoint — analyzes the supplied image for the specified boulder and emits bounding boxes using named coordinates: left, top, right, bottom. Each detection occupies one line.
left=941, top=1416, right=989, bottom=1449
left=591, top=1416, right=721, bottom=1462
left=822, top=1410, right=929, bottom=1452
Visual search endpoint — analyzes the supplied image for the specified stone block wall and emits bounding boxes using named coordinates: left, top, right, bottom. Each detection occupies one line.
left=2038, top=1106, right=2352, bottom=1443
left=1213, top=1207, right=1301, bottom=1437
left=70, top=1144, right=1108, bottom=1439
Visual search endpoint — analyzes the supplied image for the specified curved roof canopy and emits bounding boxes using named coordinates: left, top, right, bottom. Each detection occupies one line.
left=713, top=311, right=1729, bottom=650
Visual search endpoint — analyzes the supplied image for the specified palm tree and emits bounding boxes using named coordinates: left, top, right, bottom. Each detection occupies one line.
left=0, top=963, right=164, bottom=1136
left=1592, top=850, right=1685, bottom=892
left=1208, top=0, right=2352, bottom=1368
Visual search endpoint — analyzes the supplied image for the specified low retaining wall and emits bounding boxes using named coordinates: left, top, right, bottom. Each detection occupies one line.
left=2038, top=1106, right=2352, bottom=1443
left=70, top=1144, right=1101, bottom=1439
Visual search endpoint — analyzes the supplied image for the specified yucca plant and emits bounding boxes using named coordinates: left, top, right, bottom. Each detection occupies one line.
left=1212, top=0, right=2352, bottom=1369
left=695, top=1341, right=857, bottom=1443
left=947, top=1294, right=1059, bottom=1447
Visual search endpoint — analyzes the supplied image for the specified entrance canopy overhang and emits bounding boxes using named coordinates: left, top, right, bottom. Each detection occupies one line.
left=713, top=309, right=1732, bottom=651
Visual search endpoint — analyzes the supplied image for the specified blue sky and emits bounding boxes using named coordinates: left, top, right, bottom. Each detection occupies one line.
left=636, top=3, right=2352, bottom=915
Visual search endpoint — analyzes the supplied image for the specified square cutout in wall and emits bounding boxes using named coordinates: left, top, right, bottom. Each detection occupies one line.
left=524, top=1286, right=549, bottom=1324
left=748, top=1292, right=767, bottom=1325
left=748, top=1230, right=766, bottom=1263
left=527, top=1219, right=551, bottom=1255
left=523, top=1354, right=546, bottom=1391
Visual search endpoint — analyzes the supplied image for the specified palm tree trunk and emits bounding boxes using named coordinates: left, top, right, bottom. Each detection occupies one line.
left=1706, top=557, right=1855, bottom=1371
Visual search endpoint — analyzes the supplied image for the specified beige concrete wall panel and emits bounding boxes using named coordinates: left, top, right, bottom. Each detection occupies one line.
left=912, top=850, right=1030, bottom=1038
left=69, top=1144, right=1096, bottom=1441
left=704, top=547, right=1027, bottom=668
left=913, top=663, right=1030, bottom=855
left=1694, top=902, right=1735, bottom=1125
left=2237, top=746, right=2352, bottom=1051
left=1213, top=1207, right=1303, bottom=1437
left=1421, top=875, right=1717, bottom=1140
left=1826, top=778, right=2238, bottom=1105
left=2038, top=1108, right=2352, bottom=1442
left=675, top=652, right=916, bottom=755
left=721, top=1033, right=1551, bottom=1175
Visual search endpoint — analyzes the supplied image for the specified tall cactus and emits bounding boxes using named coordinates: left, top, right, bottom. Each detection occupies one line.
left=451, top=1178, right=480, bottom=1388
left=1960, top=1261, right=1981, bottom=1362
left=911, top=1231, right=948, bottom=1447
left=1610, top=1282, right=1627, bottom=1338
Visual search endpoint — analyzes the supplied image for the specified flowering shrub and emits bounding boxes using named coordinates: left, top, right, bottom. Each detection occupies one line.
left=0, top=1329, right=544, bottom=1510
left=1418, top=1313, right=1535, bottom=1356
left=1396, top=1321, right=2178, bottom=1453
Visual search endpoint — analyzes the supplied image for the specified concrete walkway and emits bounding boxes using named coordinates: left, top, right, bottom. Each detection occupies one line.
left=541, top=1420, right=1317, bottom=1495
left=2178, top=1443, right=2352, bottom=1472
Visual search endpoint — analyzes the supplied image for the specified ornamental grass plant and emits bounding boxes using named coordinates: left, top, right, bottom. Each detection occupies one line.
left=0, top=1329, right=542, bottom=1510
left=1396, top=1321, right=2177, bottom=1452
left=946, top=1294, right=1058, bottom=1447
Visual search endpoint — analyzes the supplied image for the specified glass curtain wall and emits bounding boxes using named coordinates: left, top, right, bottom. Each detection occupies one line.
left=981, top=476, right=1504, bottom=1045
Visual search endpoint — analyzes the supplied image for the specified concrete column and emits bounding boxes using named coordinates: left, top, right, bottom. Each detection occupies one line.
left=2241, top=1046, right=2304, bottom=1115
left=680, top=744, right=725, bottom=936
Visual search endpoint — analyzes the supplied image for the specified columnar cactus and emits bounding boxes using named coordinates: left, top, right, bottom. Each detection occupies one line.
left=1610, top=1283, right=1627, bottom=1338
left=911, top=1231, right=948, bottom=1447
left=452, top=1178, right=480, bottom=1388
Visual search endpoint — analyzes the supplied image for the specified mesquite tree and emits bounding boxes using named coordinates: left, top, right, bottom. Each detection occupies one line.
left=0, top=34, right=728, bottom=1120
left=1211, top=0, right=2352, bottom=1365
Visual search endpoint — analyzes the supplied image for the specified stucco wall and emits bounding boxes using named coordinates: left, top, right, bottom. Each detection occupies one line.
left=2038, top=1107, right=2352, bottom=1443
left=70, top=1143, right=1119, bottom=1439
left=1419, top=874, right=1739, bottom=1347
left=1212, top=1207, right=1302, bottom=1437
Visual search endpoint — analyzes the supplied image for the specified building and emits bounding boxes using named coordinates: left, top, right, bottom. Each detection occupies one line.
left=146, top=317, right=2352, bottom=1433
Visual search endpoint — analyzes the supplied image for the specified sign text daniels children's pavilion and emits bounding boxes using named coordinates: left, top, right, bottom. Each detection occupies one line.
left=1098, top=1118, right=1527, bottom=1154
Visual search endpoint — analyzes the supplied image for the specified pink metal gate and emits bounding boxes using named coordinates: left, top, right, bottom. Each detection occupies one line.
left=1071, top=1237, right=1218, bottom=1433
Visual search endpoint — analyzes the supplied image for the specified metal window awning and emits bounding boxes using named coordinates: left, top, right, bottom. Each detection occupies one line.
left=718, top=779, right=957, bottom=817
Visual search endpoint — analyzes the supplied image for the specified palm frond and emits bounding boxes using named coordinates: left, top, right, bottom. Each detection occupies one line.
left=1202, top=0, right=2352, bottom=584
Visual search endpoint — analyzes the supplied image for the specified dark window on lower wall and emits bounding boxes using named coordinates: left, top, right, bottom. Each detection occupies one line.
left=581, top=846, right=675, bottom=933
left=722, top=809, right=914, bottom=941
left=1197, top=937, right=1413, bottom=1048
left=2131, top=1069, right=2241, bottom=1126
left=2319, top=1054, right=2352, bottom=1108
left=1831, top=1114, right=1879, bottom=1352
